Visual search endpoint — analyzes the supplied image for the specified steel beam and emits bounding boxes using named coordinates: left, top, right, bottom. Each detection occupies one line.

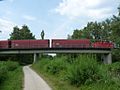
left=0, top=49, right=111, bottom=54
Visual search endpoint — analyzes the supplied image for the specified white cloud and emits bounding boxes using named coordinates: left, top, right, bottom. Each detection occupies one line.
left=55, top=0, right=115, bottom=20
left=0, top=18, right=16, bottom=39
left=23, top=15, right=37, bottom=21
left=51, top=21, right=72, bottom=39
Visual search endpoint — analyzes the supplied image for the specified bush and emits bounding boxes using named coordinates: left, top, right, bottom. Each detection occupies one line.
left=0, top=61, right=19, bottom=84
left=108, top=62, right=120, bottom=77
left=67, top=55, right=101, bottom=86
left=32, top=55, right=120, bottom=89
left=45, top=57, right=67, bottom=74
left=6, top=61, right=19, bottom=71
left=0, top=65, right=8, bottom=83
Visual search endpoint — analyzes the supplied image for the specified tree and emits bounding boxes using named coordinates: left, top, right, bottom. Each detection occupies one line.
left=41, top=30, right=45, bottom=40
left=9, top=26, right=20, bottom=40
left=10, top=25, right=35, bottom=40
left=100, top=19, right=112, bottom=41
left=9, top=25, right=35, bottom=64
left=111, top=5, right=120, bottom=44
left=67, top=34, right=72, bottom=39
left=72, top=29, right=84, bottom=39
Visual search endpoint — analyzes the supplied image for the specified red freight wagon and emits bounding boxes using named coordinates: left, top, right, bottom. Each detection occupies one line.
left=11, top=40, right=29, bottom=48
left=29, top=40, right=49, bottom=48
left=92, top=41, right=114, bottom=48
left=0, top=40, right=9, bottom=49
left=11, top=40, right=49, bottom=49
left=52, top=39, right=90, bottom=48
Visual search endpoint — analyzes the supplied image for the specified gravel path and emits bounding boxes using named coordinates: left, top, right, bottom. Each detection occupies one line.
left=23, top=66, right=52, bottom=90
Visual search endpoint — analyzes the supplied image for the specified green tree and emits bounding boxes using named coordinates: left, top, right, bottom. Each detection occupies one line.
left=100, top=19, right=112, bottom=41
left=9, top=26, right=20, bottom=40
left=67, top=34, right=72, bottom=39
left=110, top=6, right=120, bottom=61
left=72, top=29, right=84, bottom=39
left=10, top=25, right=35, bottom=40
left=41, top=30, right=45, bottom=40
left=9, top=25, right=36, bottom=64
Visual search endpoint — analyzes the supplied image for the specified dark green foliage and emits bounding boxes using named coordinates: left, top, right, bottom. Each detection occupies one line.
left=41, top=30, right=45, bottom=40
left=0, top=64, right=7, bottom=83
left=9, top=25, right=35, bottom=40
left=67, top=55, right=101, bottom=86
left=5, top=61, right=19, bottom=71
left=32, top=55, right=120, bottom=90
left=72, top=29, right=84, bottom=39
left=111, top=14, right=120, bottom=61
left=45, top=57, right=67, bottom=74
left=0, top=61, right=19, bottom=84
left=107, top=62, right=120, bottom=78
left=0, top=67, right=23, bottom=90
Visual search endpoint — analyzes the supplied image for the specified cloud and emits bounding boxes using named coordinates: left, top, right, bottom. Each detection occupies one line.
left=0, top=18, right=16, bottom=39
left=51, top=21, right=72, bottom=39
left=23, top=15, right=37, bottom=21
left=55, top=0, right=115, bottom=20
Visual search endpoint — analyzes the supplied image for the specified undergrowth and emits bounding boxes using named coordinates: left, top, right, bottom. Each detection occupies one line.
left=0, top=61, right=23, bottom=90
left=32, top=55, right=120, bottom=90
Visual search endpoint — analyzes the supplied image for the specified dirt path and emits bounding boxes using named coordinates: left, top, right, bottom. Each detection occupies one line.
left=23, top=66, right=52, bottom=90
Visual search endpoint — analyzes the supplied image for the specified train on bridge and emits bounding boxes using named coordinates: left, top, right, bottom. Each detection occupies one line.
left=0, top=39, right=115, bottom=49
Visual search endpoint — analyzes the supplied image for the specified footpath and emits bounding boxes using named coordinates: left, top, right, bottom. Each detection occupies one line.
left=23, top=66, right=52, bottom=90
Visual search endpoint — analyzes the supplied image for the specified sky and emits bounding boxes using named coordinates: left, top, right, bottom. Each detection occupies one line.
left=0, top=0, right=119, bottom=40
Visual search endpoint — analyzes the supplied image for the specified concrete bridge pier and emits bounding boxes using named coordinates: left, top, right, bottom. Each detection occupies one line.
left=33, top=53, right=39, bottom=63
left=102, top=53, right=112, bottom=64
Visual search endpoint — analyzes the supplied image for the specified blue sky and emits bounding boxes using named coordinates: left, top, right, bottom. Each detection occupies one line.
left=0, top=0, right=119, bottom=40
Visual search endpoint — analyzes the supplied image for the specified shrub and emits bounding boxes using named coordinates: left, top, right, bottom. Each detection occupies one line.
left=6, top=61, right=19, bottom=71
left=67, top=55, right=101, bottom=86
left=0, top=62, right=8, bottom=83
left=0, top=61, right=19, bottom=83
left=0, top=66, right=8, bottom=83
left=108, top=62, right=120, bottom=77
left=45, top=57, right=67, bottom=74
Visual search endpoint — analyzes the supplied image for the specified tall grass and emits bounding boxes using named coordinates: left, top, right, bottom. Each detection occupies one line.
left=67, top=55, right=101, bottom=86
left=45, top=57, right=68, bottom=74
left=32, top=54, right=120, bottom=90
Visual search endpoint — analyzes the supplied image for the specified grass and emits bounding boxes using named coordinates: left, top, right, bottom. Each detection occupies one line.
left=0, top=61, right=23, bottom=90
left=32, top=55, right=120, bottom=90
left=32, top=61, right=80, bottom=90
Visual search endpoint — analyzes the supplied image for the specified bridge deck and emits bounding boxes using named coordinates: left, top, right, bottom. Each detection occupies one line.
left=0, top=48, right=112, bottom=54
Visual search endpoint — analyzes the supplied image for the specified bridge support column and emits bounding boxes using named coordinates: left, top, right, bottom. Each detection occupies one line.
left=33, top=53, right=39, bottom=63
left=33, top=53, right=36, bottom=63
left=102, top=53, right=112, bottom=64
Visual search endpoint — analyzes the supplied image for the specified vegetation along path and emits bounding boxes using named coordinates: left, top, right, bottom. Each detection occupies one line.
left=23, top=66, right=52, bottom=90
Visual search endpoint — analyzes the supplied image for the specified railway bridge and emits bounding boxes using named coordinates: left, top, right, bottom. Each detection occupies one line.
left=0, top=48, right=112, bottom=64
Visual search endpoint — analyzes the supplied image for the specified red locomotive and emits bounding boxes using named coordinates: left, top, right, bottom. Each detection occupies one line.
left=0, top=39, right=115, bottom=49
left=92, top=41, right=114, bottom=48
